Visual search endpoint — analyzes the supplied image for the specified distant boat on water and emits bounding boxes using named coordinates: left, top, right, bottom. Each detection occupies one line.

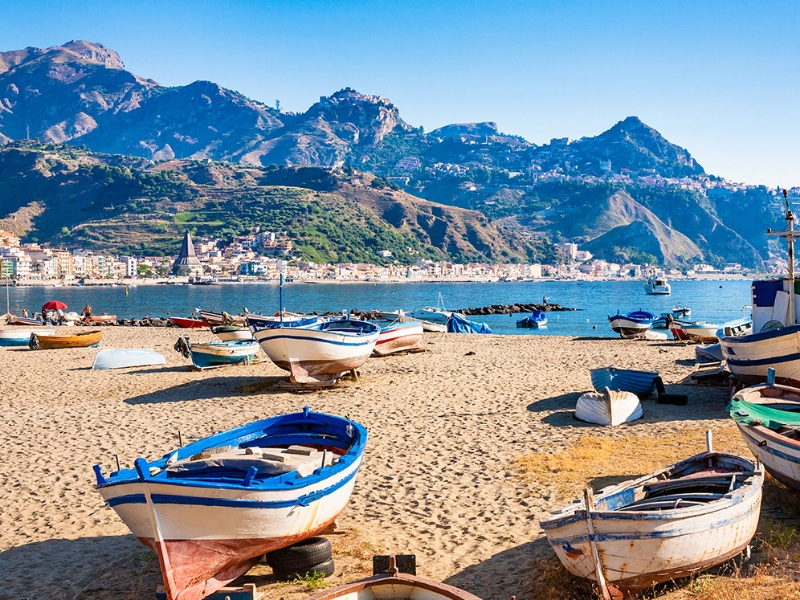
left=644, top=275, right=671, bottom=295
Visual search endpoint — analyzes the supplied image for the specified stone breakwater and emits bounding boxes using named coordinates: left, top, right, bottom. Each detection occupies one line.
left=455, top=303, right=577, bottom=315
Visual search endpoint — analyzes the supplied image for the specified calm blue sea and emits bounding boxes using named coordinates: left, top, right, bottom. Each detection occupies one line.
left=5, top=279, right=753, bottom=338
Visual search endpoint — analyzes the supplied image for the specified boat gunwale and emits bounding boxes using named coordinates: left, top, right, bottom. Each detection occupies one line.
left=304, top=572, right=482, bottom=600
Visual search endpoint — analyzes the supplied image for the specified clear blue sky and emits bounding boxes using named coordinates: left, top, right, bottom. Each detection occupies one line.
left=1, top=0, right=798, bottom=186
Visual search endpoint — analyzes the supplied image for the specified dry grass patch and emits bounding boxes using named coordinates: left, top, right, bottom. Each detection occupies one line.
left=513, top=424, right=748, bottom=498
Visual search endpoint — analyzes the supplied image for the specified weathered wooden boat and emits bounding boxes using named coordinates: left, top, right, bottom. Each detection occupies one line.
left=665, top=316, right=695, bottom=340
left=174, top=338, right=259, bottom=369
left=575, top=388, right=642, bottom=426
left=653, top=308, right=693, bottom=329
left=517, top=310, right=548, bottom=328
left=82, top=314, right=117, bottom=323
left=716, top=316, right=752, bottom=339
left=7, top=314, right=44, bottom=326
left=168, top=316, right=207, bottom=329
left=30, top=330, right=103, bottom=350
left=198, top=309, right=246, bottom=327
left=695, top=343, right=723, bottom=363
left=244, top=310, right=311, bottom=327
left=372, top=320, right=424, bottom=356
left=720, top=195, right=800, bottom=385
left=643, top=275, right=671, bottom=295
left=680, top=321, right=721, bottom=343
left=607, top=311, right=654, bottom=338
left=211, top=325, right=253, bottom=342
left=252, top=318, right=379, bottom=383
left=0, top=327, right=52, bottom=346
left=590, top=367, right=659, bottom=397
left=306, top=555, right=481, bottom=600
left=540, top=439, right=763, bottom=597
left=418, top=318, right=447, bottom=333
left=93, top=407, right=367, bottom=600
left=729, top=382, right=800, bottom=490
left=92, top=349, right=166, bottom=370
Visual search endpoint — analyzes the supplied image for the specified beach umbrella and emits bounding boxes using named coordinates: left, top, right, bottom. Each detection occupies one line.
left=42, top=300, right=67, bottom=312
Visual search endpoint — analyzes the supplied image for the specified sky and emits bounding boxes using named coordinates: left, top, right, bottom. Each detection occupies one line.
left=1, top=0, right=798, bottom=186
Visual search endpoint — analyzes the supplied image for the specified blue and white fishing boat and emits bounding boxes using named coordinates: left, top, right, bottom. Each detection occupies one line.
left=516, top=310, right=548, bottom=329
left=720, top=192, right=800, bottom=385
left=607, top=310, right=655, bottom=338
left=590, top=366, right=659, bottom=397
left=174, top=337, right=259, bottom=369
left=93, top=407, right=367, bottom=600
left=729, top=381, right=800, bottom=490
left=716, top=316, right=752, bottom=340
left=540, top=434, right=762, bottom=597
left=372, top=320, right=425, bottom=356
left=210, top=325, right=254, bottom=342
left=92, top=348, right=166, bottom=370
left=252, top=318, right=380, bottom=383
left=0, top=327, right=51, bottom=346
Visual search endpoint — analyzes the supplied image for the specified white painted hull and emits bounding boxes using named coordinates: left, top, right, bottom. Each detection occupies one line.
left=0, top=328, right=52, bottom=346
left=93, top=349, right=166, bottom=370
left=682, top=323, right=719, bottom=343
left=575, top=390, right=642, bottom=426
left=541, top=452, right=762, bottom=595
left=608, top=316, right=651, bottom=338
left=213, top=329, right=253, bottom=342
left=254, top=326, right=379, bottom=383
left=373, top=322, right=424, bottom=356
left=720, top=325, right=800, bottom=385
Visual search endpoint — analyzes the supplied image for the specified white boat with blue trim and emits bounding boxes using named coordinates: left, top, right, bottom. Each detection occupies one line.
left=251, top=318, right=379, bottom=383
left=540, top=438, right=762, bottom=597
left=608, top=310, right=655, bottom=338
left=174, top=337, right=260, bottom=369
left=720, top=192, right=800, bottom=385
left=92, top=348, right=166, bottom=370
left=372, top=320, right=424, bottom=356
left=729, top=382, right=800, bottom=490
left=93, top=407, right=367, bottom=600
left=0, top=327, right=52, bottom=346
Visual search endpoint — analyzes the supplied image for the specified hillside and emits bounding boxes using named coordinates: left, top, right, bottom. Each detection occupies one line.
left=0, top=40, right=784, bottom=267
left=0, top=142, right=554, bottom=264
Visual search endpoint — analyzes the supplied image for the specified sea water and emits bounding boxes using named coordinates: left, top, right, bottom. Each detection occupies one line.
left=6, top=279, right=753, bottom=338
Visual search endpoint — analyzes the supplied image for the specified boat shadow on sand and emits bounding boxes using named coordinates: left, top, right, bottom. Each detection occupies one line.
left=527, top=385, right=731, bottom=426
left=123, top=375, right=288, bottom=405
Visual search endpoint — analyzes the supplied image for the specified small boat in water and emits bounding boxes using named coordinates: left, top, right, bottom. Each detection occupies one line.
left=540, top=437, right=762, bottom=597
left=93, top=349, right=166, bottom=370
left=168, top=316, right=207, bottom=329
left=644, top=275, right=671, bottom=295
left=517, top=310, right=548, bottom=328
left=729, top=382, right=800, bottom=490
left=306, top=555, right=481, bottom=600
left=93, top=407, right=367, bottom=600
left=372, top=320, right=424, bottom=356
left=211, top=325, right=253, bottom=342
left=30, top=330, right=103, bottom=350
left=608, top=311, right=655, bottom=338
left=174, top=338, right=259, bottom=369
left=575, top=388, right=642, bottom=426
left=252, top=318, right=379, bottom=383
left=590, top=366, right=659, bottom=397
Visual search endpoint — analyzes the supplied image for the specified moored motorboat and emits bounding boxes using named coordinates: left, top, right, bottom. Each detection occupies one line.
left=540, top=439, right=762, bottom=597
left=644, top=275, right=671, bottom=295
left=729, top=382, right=800, bottom=490
left=168, top=316, right=207, bottom=329
left=306, top=555, right=481, bottom=600
left=252, top=318, right=379, bottom=383
left=607, top=311, right=655, bottom=338
left=174, top=338, right=259, bottom=369
left=372, top=320, right=424, bottom=356
left=590, top=366, right=659, bottom=397
left=575, top=388, right=642, bottom=426
left=211, top=325, right=253, bottom=342
left=93, top=407, right=367, bottom=600
left=30, top=330, right=103, bottom=350
left=0, top=327, right=52, bottom=346
left=93, top=349, right=166, bottom=370
left=517, top=310, right=548, bottom=328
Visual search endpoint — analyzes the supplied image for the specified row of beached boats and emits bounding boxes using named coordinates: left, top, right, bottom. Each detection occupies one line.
left=608, top=307, right=753, bottom=344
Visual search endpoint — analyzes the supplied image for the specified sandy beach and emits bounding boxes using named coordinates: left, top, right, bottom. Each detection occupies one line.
left=1, top=327, right=797, bottom=600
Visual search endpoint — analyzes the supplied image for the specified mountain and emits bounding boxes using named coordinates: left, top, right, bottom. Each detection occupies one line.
left=0, top=40, right=780, bottom=268
left=0, top=142, right=553, bottom=264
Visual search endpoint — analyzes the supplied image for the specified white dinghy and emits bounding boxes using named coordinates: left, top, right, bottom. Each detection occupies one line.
left=575, top=388, right=643, bottom=426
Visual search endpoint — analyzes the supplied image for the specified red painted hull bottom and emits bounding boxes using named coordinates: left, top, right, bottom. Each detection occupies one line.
left=275, top=357, right=371, bottom=384
left=669, top=327, right=689, bottom=340
left=140, top=513, right=340, bottom=600
left=169, top=318, right=207, bottom=329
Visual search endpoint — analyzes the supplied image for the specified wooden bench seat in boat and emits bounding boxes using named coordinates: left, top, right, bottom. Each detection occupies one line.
left=166, top=445, right=335, bottom=478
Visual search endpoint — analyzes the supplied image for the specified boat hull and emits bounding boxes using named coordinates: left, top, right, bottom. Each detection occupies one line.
left=608, top=313, right=654, bottom=338
left=0, top=328, right=51, bottom=346
left=305, top=572, right=482, bottom=600
left=541, top=452, right=762, bottom=595
left=211, top=325, right=253, bottom=342
left=93, top=349, right=166, bottom=370
left=32, top=330, right=103, bottom=349
left=169, top=317, right=207, bottom=329
left=189, top=341, right=259, bottom=369
left=735, top=422, right=800, bottom=490
left=719, top=324, right=800, bottom=386
left=681, top=324, right=719, bottom=343
left=590, top=367, right=659, bottom=397
left=254, top=323, right=379, bottom=383
left=575, top=390, right=642, bottom=426
left=373, top=322, right=424, bottom=356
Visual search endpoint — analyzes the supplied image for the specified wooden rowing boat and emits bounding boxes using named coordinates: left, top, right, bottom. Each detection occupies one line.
left=540, top=437, right=762, bottom=597
left=94, top=408, right=367, bottom=600
left=168, top=316, right=207, bottom=329
left=575, top=388, right=642, bottom=426
left=30, top=330, right=104, bottom=350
